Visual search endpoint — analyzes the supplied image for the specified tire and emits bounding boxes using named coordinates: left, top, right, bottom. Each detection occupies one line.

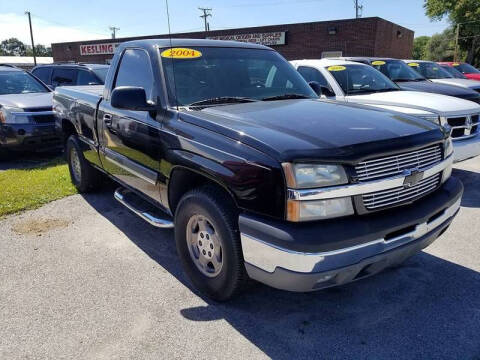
left=66, top=135, right=102, bottom=193
left=174, top=185, right=247, bottom=301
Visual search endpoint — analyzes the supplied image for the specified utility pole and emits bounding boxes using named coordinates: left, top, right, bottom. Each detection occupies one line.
left=109, top=26, right=120, bottom=39
left=454, top=24, right=460, bottom=62
left=25, top=11, right=36, bottom=66
left=354, top=0, right=363, bottom=18
left=198, top=7, right=212, bottom=34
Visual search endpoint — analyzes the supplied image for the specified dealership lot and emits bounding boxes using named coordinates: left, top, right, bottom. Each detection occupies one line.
left=0, top=157, right=478, bottom=359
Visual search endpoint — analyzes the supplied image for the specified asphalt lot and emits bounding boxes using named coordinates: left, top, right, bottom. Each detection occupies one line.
left=0, top=156, right=479, bottom=359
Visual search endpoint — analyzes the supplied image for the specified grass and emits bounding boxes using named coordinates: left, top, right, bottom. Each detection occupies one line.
left=0, top=157, right=77, bottom=217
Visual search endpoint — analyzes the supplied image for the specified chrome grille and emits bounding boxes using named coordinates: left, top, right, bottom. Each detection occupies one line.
left=354, top=145, right=442, bottom=182
left=447, top=114, right=479, bottom=139
left=362, top=173, right=441, bottom=210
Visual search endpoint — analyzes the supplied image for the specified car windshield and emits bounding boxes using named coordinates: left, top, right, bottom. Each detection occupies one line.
left=408, top=62, right=453, bottom=79
left=160, top=46, right=317, bottom=107
left=441, top=65, right=467, bottom=79
left=0, top=71, right=49, bottom=95
left=326, top=63, right=400, bottom=95
left=454, top=63, right=480, bottom=74
left=371, top=59, right=425, bottom=81
left=92, top=67, right=109, bottom=83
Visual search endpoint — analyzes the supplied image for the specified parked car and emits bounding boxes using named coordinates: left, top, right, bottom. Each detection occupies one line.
left=439, top=62, right=480, bottom=81
left=31, top=63, right=109, bottom=89
left=291, top=58, right=480, bottom=162
left=0, top=65, right=61, bottom=152
left=402, top=60, right=480, bottom=92
left=337, top=57, right=480, bottom=104
left=54, top=39, right=462, bottom=300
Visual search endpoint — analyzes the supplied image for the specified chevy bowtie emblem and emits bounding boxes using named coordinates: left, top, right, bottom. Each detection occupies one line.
left=466, top=116, right=473, bottom=131
left=403, top=169, right=424, bottom=188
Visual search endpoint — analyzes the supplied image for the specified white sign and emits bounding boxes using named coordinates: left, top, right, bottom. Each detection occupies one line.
left=80, top=42, right=120, bottom=56
left=208, top=32, right=286, bottom=46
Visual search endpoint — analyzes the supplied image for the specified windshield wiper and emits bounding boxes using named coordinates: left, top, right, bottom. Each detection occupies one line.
left=261, top=94, right=312, bottom=101
left=187, top=96, right=257, bottom=107
left=392, top=78, right=417, bottom=82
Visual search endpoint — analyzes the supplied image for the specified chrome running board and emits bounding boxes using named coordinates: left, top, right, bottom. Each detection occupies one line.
left=114, top=187, right=174, bottom=228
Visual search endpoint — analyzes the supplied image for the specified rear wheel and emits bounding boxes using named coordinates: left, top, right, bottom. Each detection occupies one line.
left=66, top=135, right=102, bottom=192
left=174, top=186, right=247, bottom=301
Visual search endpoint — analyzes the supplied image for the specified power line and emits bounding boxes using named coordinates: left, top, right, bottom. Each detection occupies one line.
left=198, top=7, right=212, bottom=33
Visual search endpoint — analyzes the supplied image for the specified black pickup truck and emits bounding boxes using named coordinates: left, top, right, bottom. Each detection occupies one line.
left=53, top=39, right=462, bottom=301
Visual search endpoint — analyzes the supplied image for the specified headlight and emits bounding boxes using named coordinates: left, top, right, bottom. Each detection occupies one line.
left=287, top=197, right=354, bottom=222
left=414, top=114, right=441, bottom=124
left=282, top=163, right=348, bottom=188
left=0, top=106, right=30, bottom=124
left=445, top=137, right=453, bottom=158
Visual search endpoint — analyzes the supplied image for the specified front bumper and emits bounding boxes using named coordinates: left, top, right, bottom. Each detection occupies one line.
left=240, top=177, right=463, bottom=292
left=453, top=135, right=480, bottom=162
left=0, top=123, right=62, bottom=151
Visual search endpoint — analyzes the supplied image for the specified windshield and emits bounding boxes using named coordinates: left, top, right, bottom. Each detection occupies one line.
left=92, top=67, right=109, bottom=83
left=371, top=59, right=425, bottom=81
left=160, top=47, right=317, bottom=106
left=441, top=65, right=467, bottom=79
left=408, top=62, right=453, bottom=79
left=454, top=63, right=480, bottom=74
left=326, top=64, right=400, bottom=95
left=0, top=71, right=49, bottom=95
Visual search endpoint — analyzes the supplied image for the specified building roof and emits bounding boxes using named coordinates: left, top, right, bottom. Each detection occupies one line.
left=0, top=56, right=53, bottom=66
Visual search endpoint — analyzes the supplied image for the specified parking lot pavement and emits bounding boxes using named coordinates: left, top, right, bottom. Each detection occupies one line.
left=0, top=159, right=479, bottom=360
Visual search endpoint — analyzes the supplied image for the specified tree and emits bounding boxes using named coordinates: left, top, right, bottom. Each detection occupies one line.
left=26, top=45, right=52, bottom=57
left=424, top=0, right=480, bottom=66
left=0, top=38, right=27, bottom=56
left=424, top=27, right=456, bottom=61
left=413, top=36, right=430, bottom=59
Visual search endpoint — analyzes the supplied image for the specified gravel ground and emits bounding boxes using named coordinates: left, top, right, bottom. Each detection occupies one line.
left=0, top=158, right=479, bottom=360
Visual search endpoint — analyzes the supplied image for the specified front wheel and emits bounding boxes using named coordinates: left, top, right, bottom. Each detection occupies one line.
left=174, top=186, right=247, bottom=301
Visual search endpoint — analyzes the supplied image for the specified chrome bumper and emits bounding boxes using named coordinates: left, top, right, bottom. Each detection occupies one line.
left=452, top=135, right=480, bottom=162
left=241, top=197, right=460, bottom=275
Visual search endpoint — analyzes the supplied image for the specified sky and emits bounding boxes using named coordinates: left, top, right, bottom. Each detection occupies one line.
left=0, top=0, right=450, bottom=47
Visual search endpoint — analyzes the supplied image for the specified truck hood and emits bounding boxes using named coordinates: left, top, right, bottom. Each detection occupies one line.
left=397, top=79, right=480, bottom=100
left=346, top=90, right=480, bottom=115
left=0, top=92, right=53, bottom=110
left=181, top=99, right=444, bottom=163
left=430, top=78, right=480, bottom=91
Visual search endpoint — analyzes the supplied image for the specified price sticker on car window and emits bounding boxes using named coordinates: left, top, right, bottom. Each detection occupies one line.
left=327, top=65, right=346, bottom=72
left=371, top=60, right=386, bottom=66
left=452, top=63, right=460, bottom=66
left=407, top=62, right=419, bottom=67
left=161, top=48, right=202, bottom=59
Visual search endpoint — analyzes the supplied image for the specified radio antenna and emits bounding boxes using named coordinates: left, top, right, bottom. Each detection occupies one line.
left=165, top=0, right=178, bottom=110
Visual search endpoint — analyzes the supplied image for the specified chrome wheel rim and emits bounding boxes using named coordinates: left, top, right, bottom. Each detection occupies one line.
left=70, top=147, right=82, bottom=183
left=186, top=214, right=223, bottom=278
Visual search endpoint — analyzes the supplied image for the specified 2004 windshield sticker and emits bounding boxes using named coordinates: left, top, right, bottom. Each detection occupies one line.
left=161, top=48, right=202, bottom=59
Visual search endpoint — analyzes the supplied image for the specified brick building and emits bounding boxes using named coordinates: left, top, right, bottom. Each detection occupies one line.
left=52, top=17, right=413, bottom=63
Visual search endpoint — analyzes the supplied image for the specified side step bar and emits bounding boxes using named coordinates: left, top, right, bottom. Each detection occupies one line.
left=114, top=188, right=174, bottom=228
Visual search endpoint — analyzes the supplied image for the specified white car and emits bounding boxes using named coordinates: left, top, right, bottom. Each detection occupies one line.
left=403, top=60, right=480, bottom=92
left=291, top=58, right=480, bottom=162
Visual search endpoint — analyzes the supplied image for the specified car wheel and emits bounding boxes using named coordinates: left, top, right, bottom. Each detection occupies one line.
left=174, top=185, right=247, bottom=301
left=66, top=135, right=102, bottom=193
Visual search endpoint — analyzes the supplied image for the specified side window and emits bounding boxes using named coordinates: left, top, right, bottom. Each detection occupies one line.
left=52, top=68, right=76, bottom=87
left=32, top=67, right=51, bottom=84
left=77, top=70, right=100, bottom=85
left=114, top=49, right=153, bottom=99
left=297, top=66, right=329, bottom=87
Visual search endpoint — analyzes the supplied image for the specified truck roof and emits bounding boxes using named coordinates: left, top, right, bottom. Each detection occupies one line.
left=119, top=38, right=273, bottom=51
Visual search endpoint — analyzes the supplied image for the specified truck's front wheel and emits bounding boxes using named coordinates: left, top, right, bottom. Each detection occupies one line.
left=175, top=186, right=247, bottom=301
left=66, top=135, right=102, bottom=193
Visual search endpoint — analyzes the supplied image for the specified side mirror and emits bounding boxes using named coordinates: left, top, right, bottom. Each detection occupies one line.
left=308, top=81, right=334, bottom=97
left=111, top=86, right=155, bottom=111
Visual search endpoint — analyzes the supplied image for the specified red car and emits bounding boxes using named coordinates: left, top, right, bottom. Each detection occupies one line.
left=439, top=62, right=480, bottom=81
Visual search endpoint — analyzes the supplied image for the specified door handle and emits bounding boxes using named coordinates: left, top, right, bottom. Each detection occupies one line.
left=103, top=114, right=113, bottom=125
